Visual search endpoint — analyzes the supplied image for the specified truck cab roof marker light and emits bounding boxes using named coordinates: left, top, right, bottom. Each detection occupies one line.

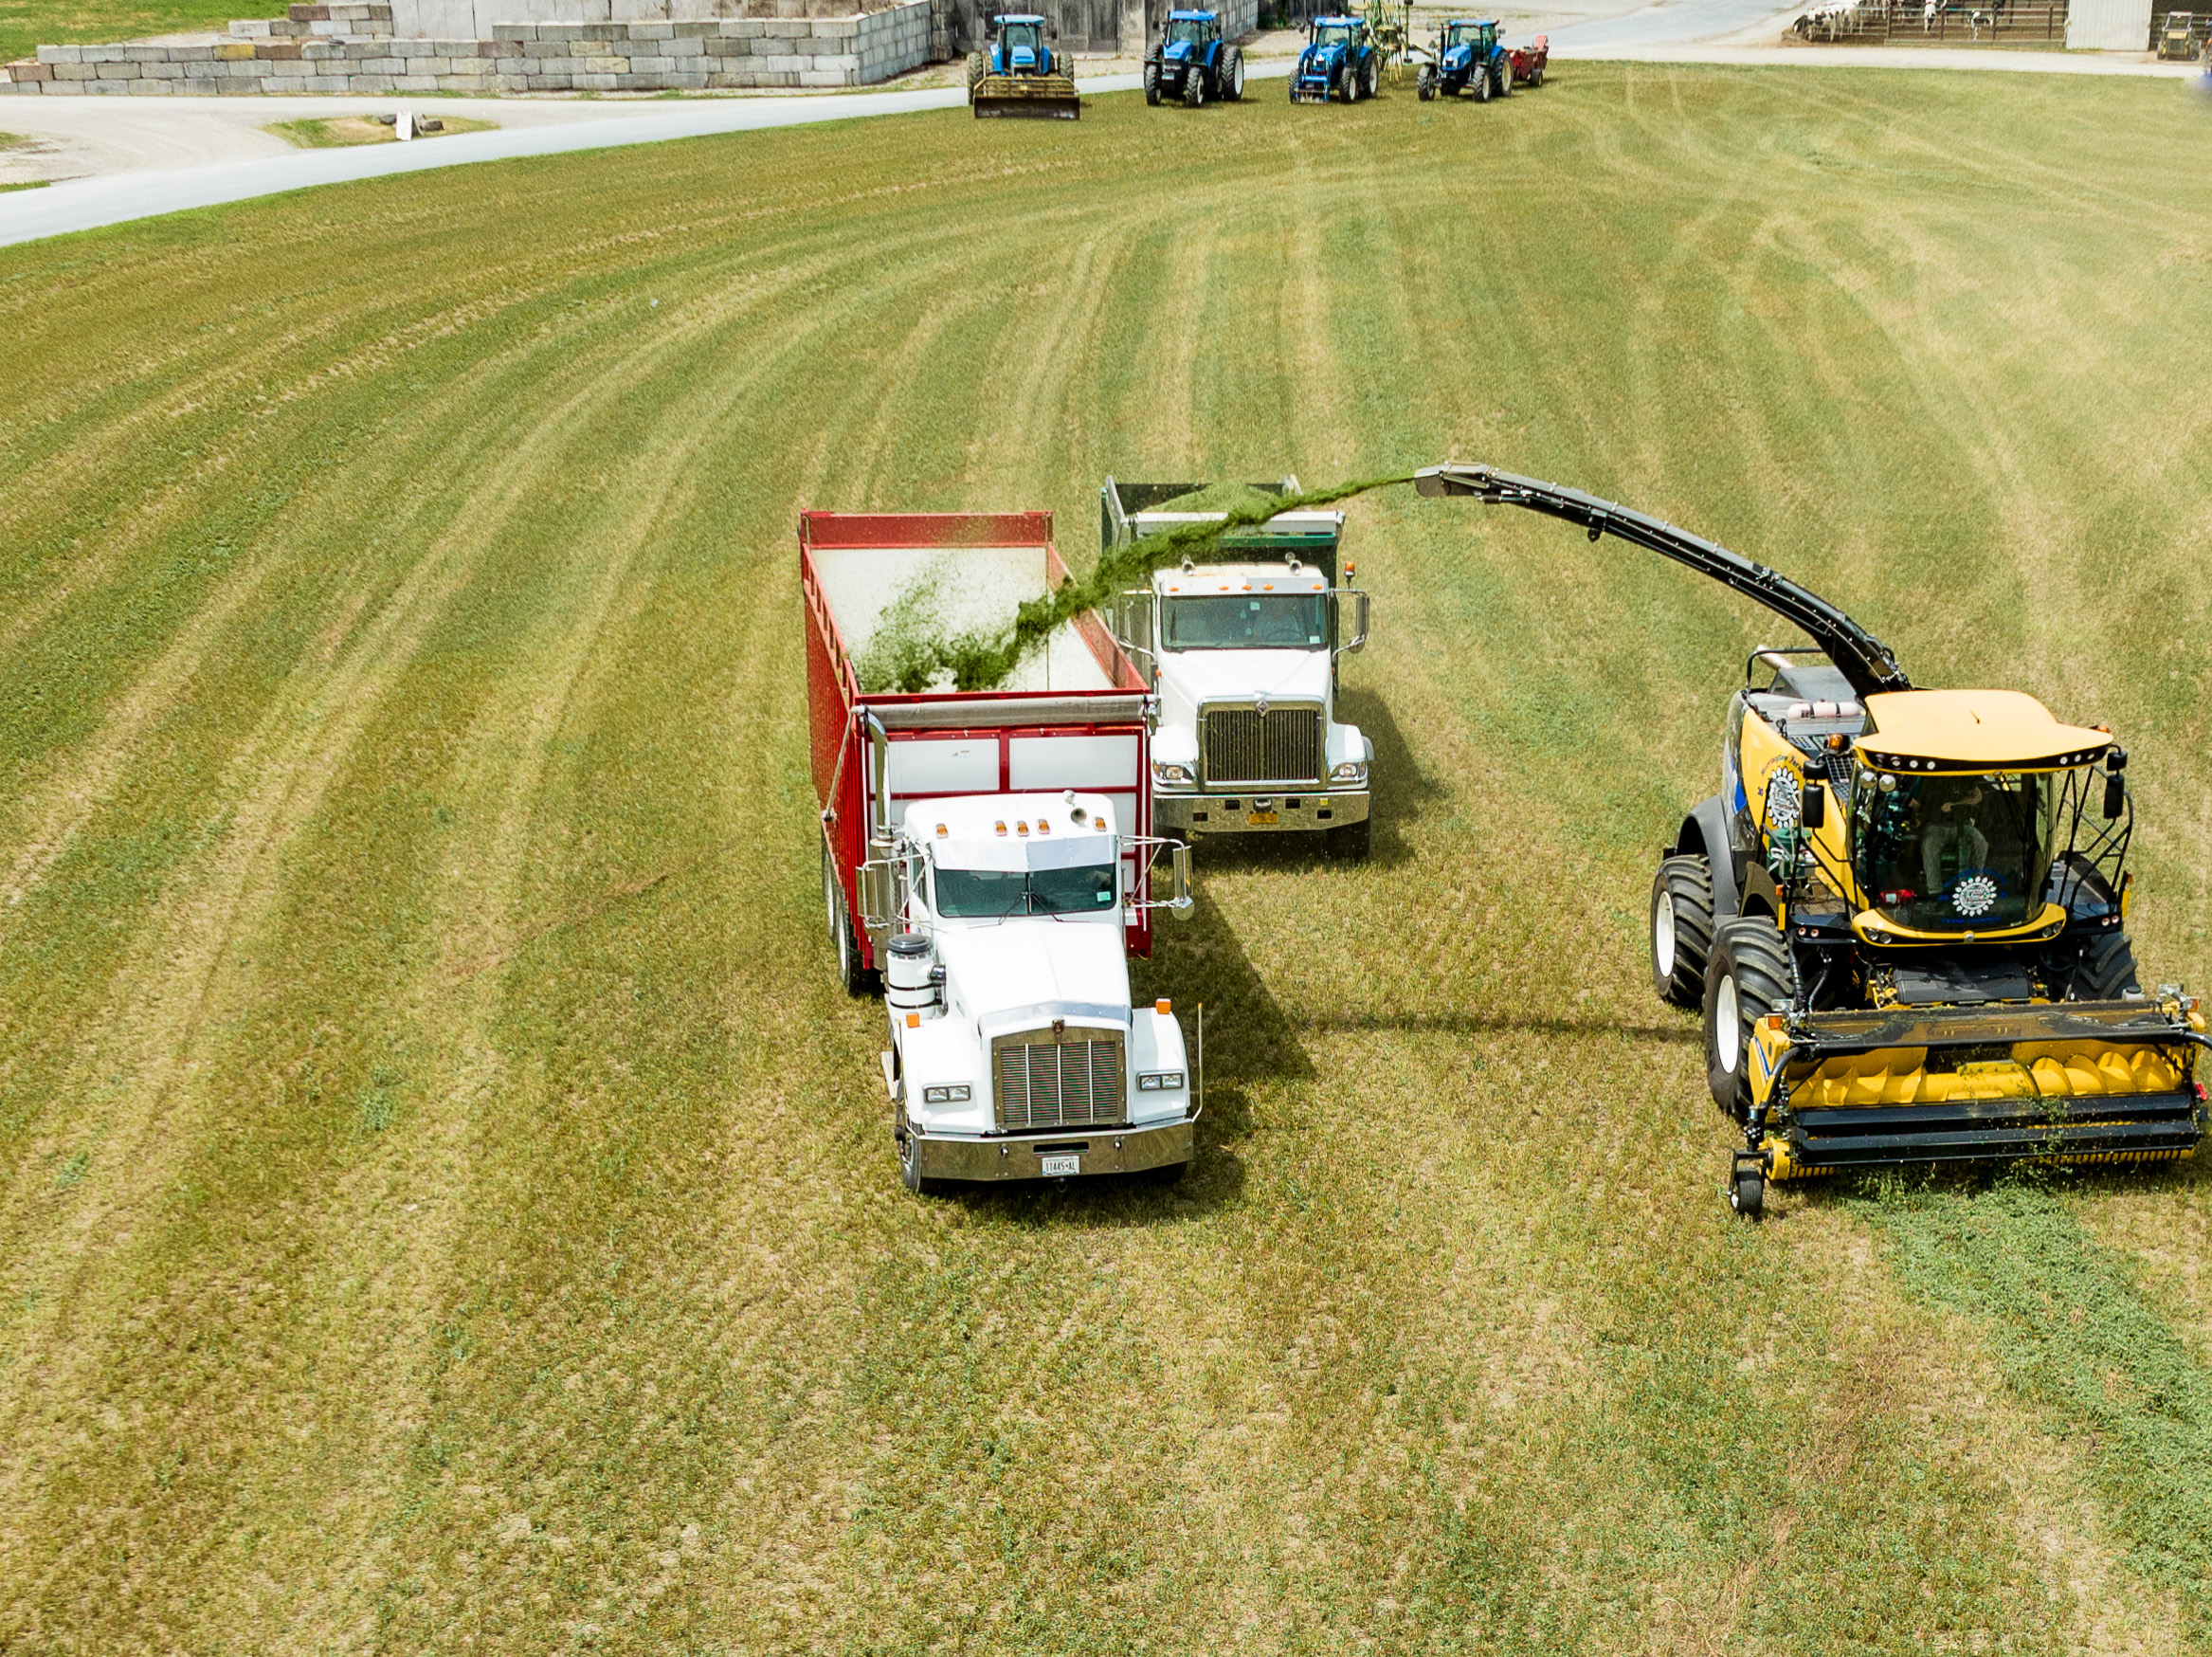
left=1156, top=998, right=1171, bottom=1013
left=1017, top=821, right=1029, bottom=836
left=935, top=823, right=948, bottom=836
left=1037, top=818, right=1051, bottom=833
left=995, top=821, right=1007, bottom=836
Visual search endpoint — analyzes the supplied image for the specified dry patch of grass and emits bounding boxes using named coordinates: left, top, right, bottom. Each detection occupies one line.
left=265, top=114, right=497, bottom=149
left=0, top=67, right=2209, bottom=1653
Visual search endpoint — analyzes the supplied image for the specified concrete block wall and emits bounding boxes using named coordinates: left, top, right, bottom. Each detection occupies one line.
left=1, top=0, right=931, bottom=91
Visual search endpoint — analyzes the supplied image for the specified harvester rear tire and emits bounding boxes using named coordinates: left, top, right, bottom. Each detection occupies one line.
left=1650, top=855, right=1715, bottom=1009
left=1704, top=920, right=1792, bottom=1118
left=1325, top=817, right=1371, bottom=861
left=2075, top=931, right=2143, bottom=1001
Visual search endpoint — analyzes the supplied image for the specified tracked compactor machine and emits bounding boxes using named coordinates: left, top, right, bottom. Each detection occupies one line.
left=1418, top=463, right=2211, bottom=1214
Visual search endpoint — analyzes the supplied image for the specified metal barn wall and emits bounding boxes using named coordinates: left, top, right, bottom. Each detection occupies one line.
left=2067, top=0, right=2149, bottom=46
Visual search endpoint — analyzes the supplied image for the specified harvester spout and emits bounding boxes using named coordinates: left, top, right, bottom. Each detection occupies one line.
left=1415, top=463, right=1913, bottom=701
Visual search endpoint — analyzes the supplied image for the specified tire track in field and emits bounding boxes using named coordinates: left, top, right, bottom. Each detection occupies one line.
left=62, top=243, right=995, bottom=1647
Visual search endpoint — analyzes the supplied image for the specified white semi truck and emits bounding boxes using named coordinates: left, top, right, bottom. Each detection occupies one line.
left=1100, top=478, right=1374, bottom=859
left=801, top=508, right=1199, bottom=1193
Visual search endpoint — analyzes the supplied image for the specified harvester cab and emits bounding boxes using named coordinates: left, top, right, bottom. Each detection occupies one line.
left=1417, top=463, right=2210, bottom=1217
left=969, top=12, right=1080, bottom=118
left=1418, top=18, right=1509, bottom=100
left=1146, top=9, right=1245, bottom=106
left=1293, top=15, right=1378, bottom=103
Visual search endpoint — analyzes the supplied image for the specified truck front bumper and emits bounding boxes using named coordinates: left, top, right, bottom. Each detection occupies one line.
left=1155, top=789, right=1369, bottom=838
left=913, top=1118, right=1195, bottom=1182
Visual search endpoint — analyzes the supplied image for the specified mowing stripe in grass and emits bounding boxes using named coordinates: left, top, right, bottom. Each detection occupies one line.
left=1865, top=1176, right=2212, bottom=1634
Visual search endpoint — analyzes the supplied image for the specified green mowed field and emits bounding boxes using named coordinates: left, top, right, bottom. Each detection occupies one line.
left=0, top=0, right=281, bottom=64
left=4, top=67, right=2212, bottom=1654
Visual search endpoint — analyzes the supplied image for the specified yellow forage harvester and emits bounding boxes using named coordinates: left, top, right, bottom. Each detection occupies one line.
left=1417, top=464, right=2211, bottom=1215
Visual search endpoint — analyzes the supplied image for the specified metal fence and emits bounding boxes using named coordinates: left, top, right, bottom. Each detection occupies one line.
left=1792, top=0, right=2068, bottom=39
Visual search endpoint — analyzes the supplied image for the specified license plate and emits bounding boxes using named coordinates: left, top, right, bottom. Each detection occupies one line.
left=1040, top=1154, right=1080, bottom=1177
left=1248, top=810, right=1278, bottom=826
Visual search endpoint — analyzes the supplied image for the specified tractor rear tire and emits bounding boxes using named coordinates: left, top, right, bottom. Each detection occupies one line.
left=1495, top=58, right=1511, bottom=95
left=1223, top=44, right=1245, bottom=99
left=1324, top=817, right=1370, bottom=862
left=2074, top=931, right=2143, bottom=1001
left=1650, top=855, right=1716, bottom=1009
left=1144, top=60, right=1160, bottom=103
left=1361, top=58, right=1377, bottom=97
left=1703, top=920, right=1792, bottom=1119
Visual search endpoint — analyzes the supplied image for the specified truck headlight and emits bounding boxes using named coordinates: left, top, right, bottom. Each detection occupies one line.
left=1152, top=762, right=1194, bottom=787
left=921, top=1084, right=971, bottom=1104
left=1330, top=761, right=1369, bottom=787
left=1137, top=1071, right=1186, bottom=1091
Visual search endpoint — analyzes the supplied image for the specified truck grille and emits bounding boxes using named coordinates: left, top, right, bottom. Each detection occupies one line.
left=993, top=1032, right=1126, bottom=1131
left=1202, top=705, right=1323, bottom=785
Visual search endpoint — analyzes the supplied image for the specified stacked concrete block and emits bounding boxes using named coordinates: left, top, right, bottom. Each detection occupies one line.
left=2, top=0, right=930, bottom=92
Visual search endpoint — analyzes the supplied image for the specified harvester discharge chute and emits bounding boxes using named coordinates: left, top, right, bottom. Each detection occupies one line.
left=969, top=12, right=1079, bottom=118
left=1417, top=463, right=2211, bottom=1215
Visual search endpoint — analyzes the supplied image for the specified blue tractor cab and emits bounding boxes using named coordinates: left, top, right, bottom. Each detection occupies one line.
left=1418, top=17, right=1510, bottom=100
left=969, top=11, right=1080, bottom=118
left=1291, top=14, right=1378, bottom=103
left=1145, top=9, right=1245, bottom=106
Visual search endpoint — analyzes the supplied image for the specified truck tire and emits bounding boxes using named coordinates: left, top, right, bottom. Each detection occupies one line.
left=824, top=843, right=875, bottom=998
left=897, top=1120, right=942, bottom=1195
left=1703, top=920, right=1792, bottom=1118
left=1324, top=817, right=1371, bottom=861
left=1144, top=59, right=1160, bottom=103
left=1223, top=43, right=1244, bottom=99
left=2073, top=931, right=2143, bottom=1001
left=1650, top=855, right=1715, bottom=1009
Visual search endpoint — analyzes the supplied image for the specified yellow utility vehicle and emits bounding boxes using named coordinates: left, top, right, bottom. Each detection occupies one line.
left=1417, top=463, right=2210, bottom=1214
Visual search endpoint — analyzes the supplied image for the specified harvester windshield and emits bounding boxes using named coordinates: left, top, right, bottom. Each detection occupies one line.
left=1163, top=593, right=1327, bottom=650
left=934, top=861, right=1118, bottom=918
left=1853, top=770, right=2057, bottom=931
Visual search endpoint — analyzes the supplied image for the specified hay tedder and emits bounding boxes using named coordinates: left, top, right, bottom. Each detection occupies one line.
left=1418, top=464, right=2211, bottom=1215
left=969, top=12, right=1079, bottom=119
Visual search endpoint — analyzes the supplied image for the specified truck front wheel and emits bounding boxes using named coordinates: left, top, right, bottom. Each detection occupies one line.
left=1324, top=817, right=1370, bottom=861
left=897, top=1124, right=941, bottom=1194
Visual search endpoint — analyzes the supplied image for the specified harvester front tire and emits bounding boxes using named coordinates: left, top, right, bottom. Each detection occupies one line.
left=1325, top=818, right=1371, bottom=861
left=1704, top=920, right=1791, bottom=1118
left=1650, top=855, right=1715, bottom=1009
left=2076, top=931, right=2143, bottom=1001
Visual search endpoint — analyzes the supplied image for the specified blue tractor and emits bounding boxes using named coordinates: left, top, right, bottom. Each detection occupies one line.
left=969, top=12, right=1080, bottom=118
left=1417, top=17, right=1510, bottom=100
left=1291, top=14, right=1379, bottom=103
left=1144, top=9, right=1245, bottom=107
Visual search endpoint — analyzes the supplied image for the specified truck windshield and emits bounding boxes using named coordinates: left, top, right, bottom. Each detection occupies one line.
left=1853, top=771, right=2058, bottom=931
left=1164, top=593, right=1326, bottom=650
left=934, top=862, right=1117, bottom=917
